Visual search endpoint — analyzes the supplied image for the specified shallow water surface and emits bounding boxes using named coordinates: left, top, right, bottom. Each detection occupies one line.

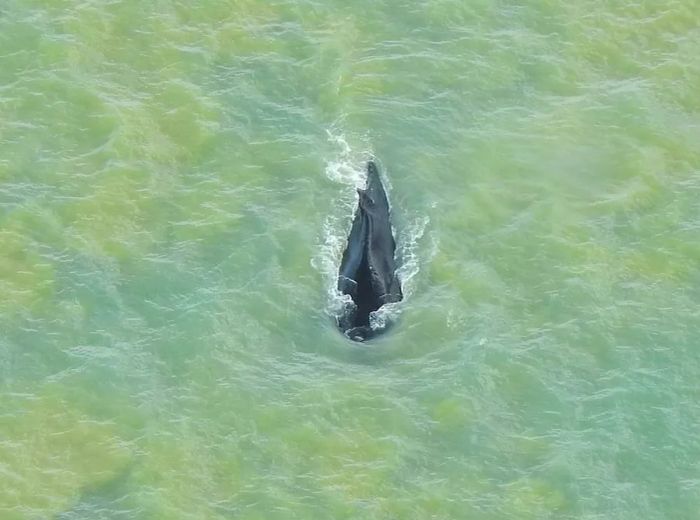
left=1, top=1, right=699, bottom=518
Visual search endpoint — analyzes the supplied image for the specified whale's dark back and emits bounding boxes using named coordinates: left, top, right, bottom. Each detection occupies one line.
left=337, top=160, right=402, bottom=341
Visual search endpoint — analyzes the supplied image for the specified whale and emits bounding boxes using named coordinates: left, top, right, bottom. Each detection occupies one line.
left=337, top=160, right=402, bottom=341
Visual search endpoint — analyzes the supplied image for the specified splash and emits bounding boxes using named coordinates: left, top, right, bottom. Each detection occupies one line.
left=322, top=129, right=369, bottom=189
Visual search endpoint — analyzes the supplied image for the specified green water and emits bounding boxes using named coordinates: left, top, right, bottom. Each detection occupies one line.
left=1, top=1, right=699, bottom=518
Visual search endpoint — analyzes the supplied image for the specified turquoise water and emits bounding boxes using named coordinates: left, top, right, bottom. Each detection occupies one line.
left=1, top=1, right=699, bottom=518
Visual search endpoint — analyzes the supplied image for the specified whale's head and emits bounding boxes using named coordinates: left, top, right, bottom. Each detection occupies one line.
left=364, top=160, right=389, bottom=211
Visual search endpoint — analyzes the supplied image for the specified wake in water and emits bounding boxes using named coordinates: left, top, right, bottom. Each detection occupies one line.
left=312, top=129, right=429, bottom=340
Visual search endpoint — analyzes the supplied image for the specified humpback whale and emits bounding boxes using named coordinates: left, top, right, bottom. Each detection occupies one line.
left=337, top=160, right=402, bottom=341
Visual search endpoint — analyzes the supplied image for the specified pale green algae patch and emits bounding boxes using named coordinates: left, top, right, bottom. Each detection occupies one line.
left=0, top=391, right=133, bottom=519
left=0, top=227, right=54, bottom=317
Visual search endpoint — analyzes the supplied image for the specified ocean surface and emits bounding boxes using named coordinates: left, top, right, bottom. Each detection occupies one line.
left=1, top=1, right=699, bottom=518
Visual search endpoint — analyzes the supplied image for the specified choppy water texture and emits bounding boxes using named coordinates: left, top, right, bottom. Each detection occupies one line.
left=1, top=1, right=699, bottom=518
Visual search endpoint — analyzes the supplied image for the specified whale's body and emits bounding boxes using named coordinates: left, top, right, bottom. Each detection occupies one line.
left=337, top=160, right=402, bottom=341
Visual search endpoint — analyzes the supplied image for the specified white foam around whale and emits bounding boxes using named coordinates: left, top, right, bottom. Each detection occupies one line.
left=313, top=129, right=430, bottom=337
